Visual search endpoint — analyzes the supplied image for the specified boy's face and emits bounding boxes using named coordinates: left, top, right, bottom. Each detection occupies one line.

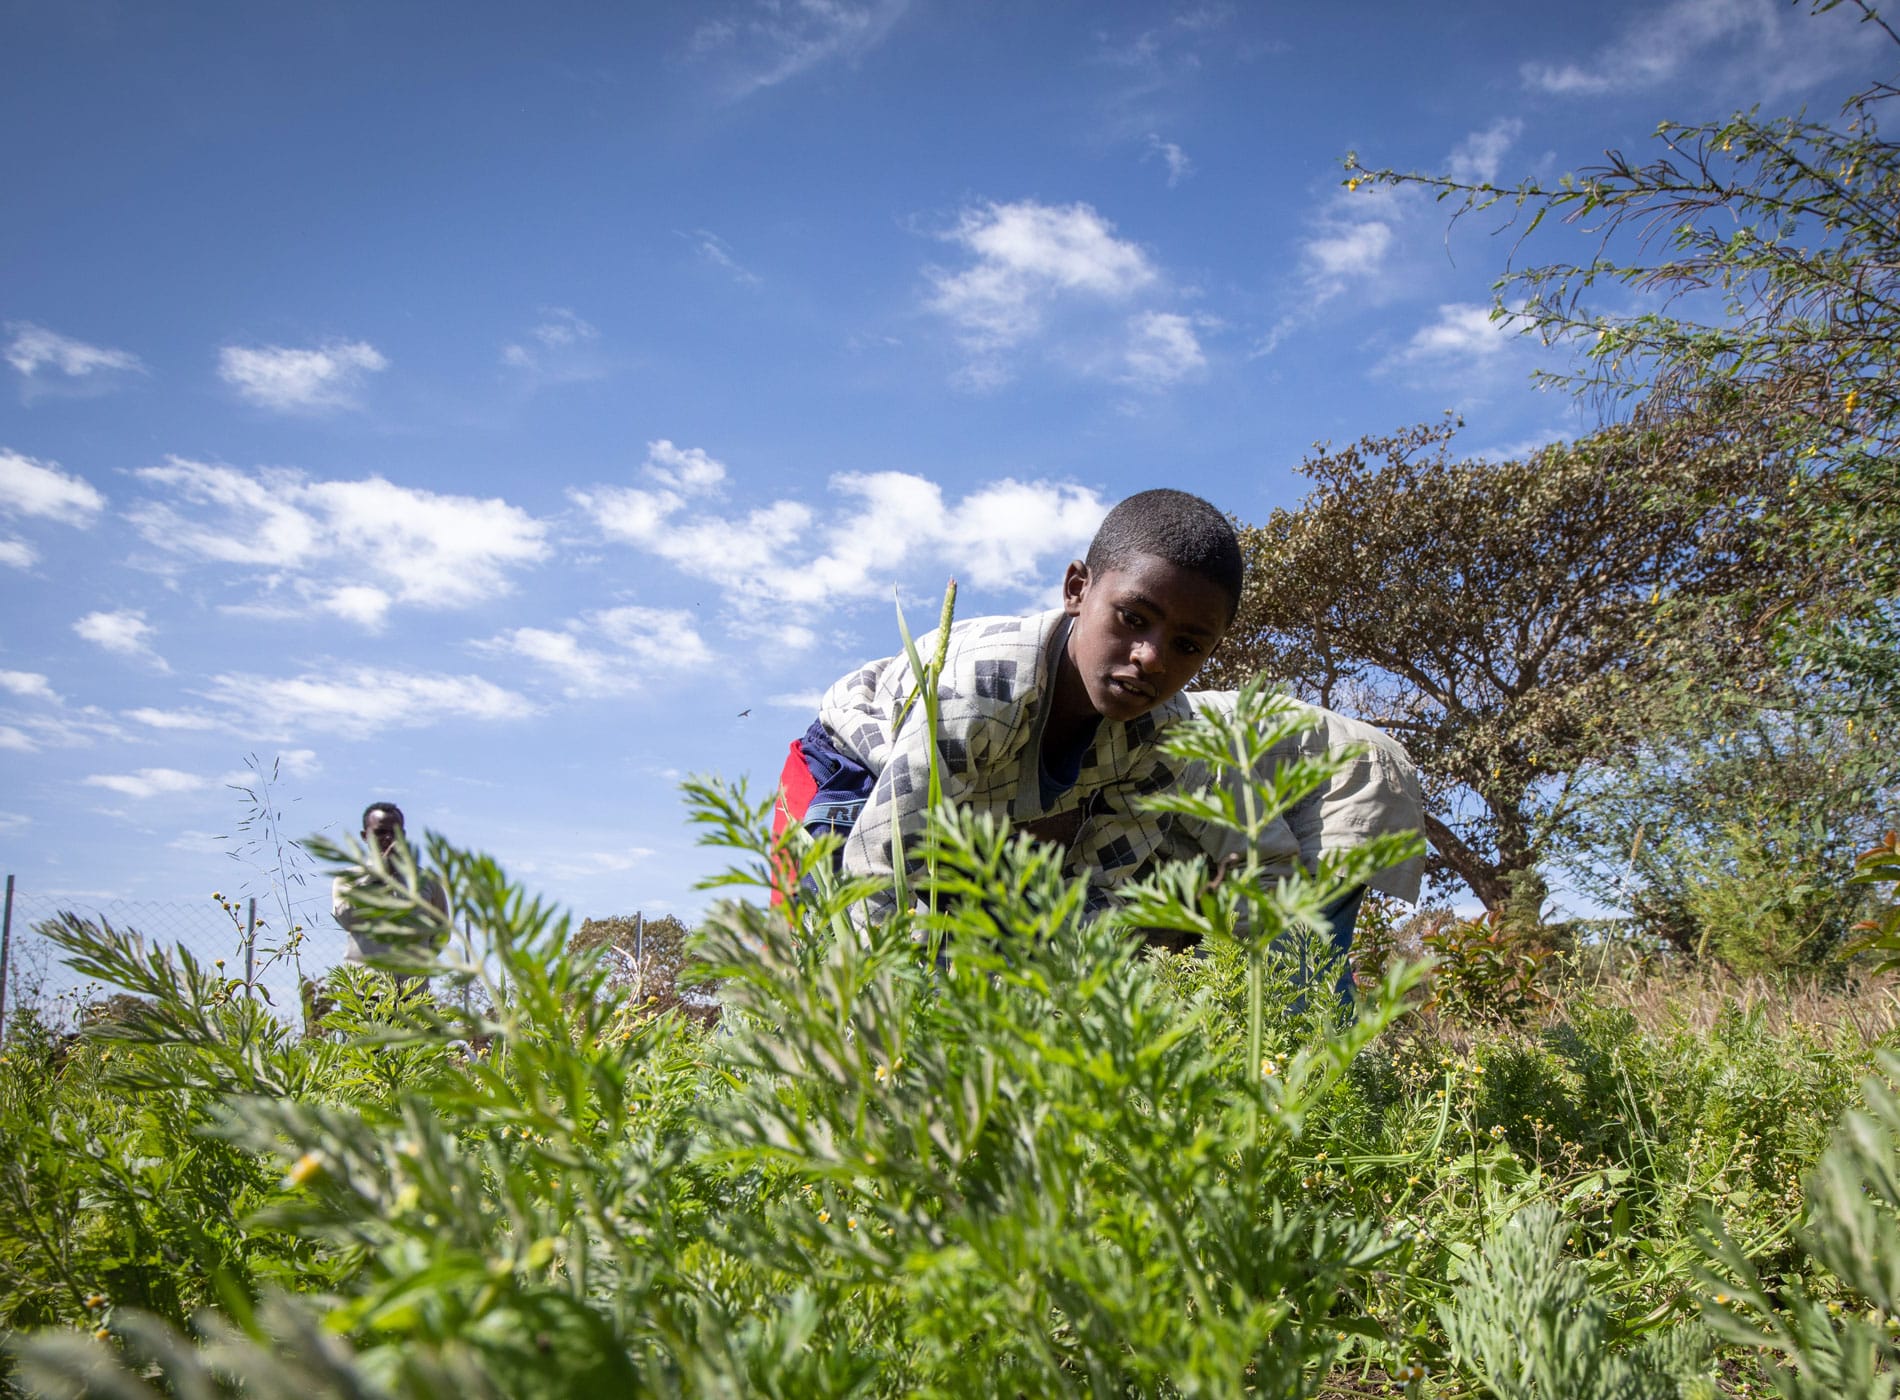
left=1061, top=552, right=1232, bottom=722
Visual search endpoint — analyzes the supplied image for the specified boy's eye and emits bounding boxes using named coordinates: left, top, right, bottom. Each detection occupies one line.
left=1176, top=638, right=1202, bottom=656
left=1118, top=608, right=1144, bottom=629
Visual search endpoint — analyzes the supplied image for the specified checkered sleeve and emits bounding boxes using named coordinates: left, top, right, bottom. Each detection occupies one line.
left=822, top=611, right=1055, bottom=920
left=1165, top=692, right=1425, bottom=902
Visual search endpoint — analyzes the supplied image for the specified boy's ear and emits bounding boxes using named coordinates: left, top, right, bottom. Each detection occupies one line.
left=1061, top=560, right=1089, bottom=616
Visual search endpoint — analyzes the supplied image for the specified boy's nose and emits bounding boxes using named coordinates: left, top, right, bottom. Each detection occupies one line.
left=1131, top=637, right=1162, bottom=673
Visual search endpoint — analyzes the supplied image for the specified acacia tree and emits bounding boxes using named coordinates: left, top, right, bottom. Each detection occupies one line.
left=1345, top=0, right=1899, bottom=713
left=1268, top=1, right=1900, bottom=923
left=1202, top=417, right=1791, bottom=912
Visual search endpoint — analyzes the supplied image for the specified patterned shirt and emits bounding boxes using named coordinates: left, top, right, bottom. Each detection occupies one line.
left=818, top=607, right=1193, bottom=918
left=1167, top=692, right=1426, bottom=901
left=816, top=609, right=1427, bottom=920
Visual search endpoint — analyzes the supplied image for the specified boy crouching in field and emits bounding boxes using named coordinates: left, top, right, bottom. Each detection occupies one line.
left=773, top=488, right=1422, bottom=970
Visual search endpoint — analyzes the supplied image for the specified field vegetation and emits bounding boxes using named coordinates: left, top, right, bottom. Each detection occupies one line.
left=3, top=3, right=1899, bottom=1395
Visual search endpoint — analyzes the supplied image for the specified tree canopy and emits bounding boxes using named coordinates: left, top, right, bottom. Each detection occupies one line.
left=1204, top=418, right=1791, bottom=911
left=1346, top=0, right=1898, bottom=715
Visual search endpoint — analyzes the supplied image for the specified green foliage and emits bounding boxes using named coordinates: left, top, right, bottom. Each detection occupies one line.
left=1698, top=1050, right=1900, bottom=1400
left=1204, top=416, right=1794, bottom=913
left=1566, top=702, right=1894, bottom=972
left=1444, top=1202, right=1710, bottom=1399
left=569, top=913, right=694, bottom=1011
left=1, top=681, right=1894, bottom=1396
left=1846, top=831, right=1900, bottom=972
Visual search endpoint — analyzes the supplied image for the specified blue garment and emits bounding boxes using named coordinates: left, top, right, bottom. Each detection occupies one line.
left=798, top=719, right=877, bottom=839
left=1037, top=715, right=1101, bottom=809
left=1285, top=886, right=1368, bottom=1017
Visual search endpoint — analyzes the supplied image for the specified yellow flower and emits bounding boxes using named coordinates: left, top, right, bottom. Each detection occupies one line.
left=285, top=1152, right=324, bottom=1188
left=846, top=1216, right=858, bottom=1231
left=818, top=1209, right=830, bottom=1224
left=874, top=1063, right=891, bottom=1082
left=94, top=1327, right=110, bottom=1342
left=1260, top=1058, right=1279, bottom=1079
left=85, top=1293, right=107, bottom=1310
left=1845, top=389, right=1860, bottom=413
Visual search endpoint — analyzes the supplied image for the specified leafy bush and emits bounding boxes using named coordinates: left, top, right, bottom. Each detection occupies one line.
left=0, top=679, right=1894, bottom=1397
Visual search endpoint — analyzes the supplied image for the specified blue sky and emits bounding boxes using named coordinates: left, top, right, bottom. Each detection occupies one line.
left=0, top=0, right=1885, bottom=947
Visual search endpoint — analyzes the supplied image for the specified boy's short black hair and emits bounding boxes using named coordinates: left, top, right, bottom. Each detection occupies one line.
left=362, top=801, right=405, bottom=830
left=1085, top=489, right=1244, bottom=617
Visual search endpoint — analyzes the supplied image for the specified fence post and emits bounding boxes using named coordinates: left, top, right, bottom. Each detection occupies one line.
left=0, top=874, right=13, bottom=1046
left=245, top=896, right=257, bottom=995
left=633, top=911, right=645, bottom=1003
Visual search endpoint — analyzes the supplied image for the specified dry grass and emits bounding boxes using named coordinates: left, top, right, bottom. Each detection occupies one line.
left=1556, top=958, right=1900, bottom=1041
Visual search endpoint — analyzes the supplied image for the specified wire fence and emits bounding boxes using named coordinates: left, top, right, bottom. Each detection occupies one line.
left=0, top=877, right=708, bottom=1042
left=0, top=875, right=353, bottom=1038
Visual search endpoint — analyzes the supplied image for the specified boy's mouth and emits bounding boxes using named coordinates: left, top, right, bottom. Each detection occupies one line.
left=1107, top=674, right=1155, bottom=702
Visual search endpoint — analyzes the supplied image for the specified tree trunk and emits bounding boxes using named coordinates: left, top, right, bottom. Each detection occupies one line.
left=1421, top=812, right=1510, bottom=911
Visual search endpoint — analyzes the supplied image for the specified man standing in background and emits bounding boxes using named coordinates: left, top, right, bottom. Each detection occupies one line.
left=332, top=801, right=447, bottom=965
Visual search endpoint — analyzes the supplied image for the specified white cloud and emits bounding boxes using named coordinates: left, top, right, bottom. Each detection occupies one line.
left=201, top=667, right=538, bottom=736
left=573, top=440, right=1111, bottom=639
left=217, top=340, right=388, bottom=412
left=74, top=609, right=167, bottom=669
left=1394, top=303, right=1514, bottom=363
left=1474, top=430, right=1571, bottom=463
left=321, top=584, right=393, bottom=629
left=1174, top=2, right=1235, bottom=31
left=686, top=230, right=761, bottom=285
left=1305, top=221, right=1393, bottom=282
left=0, top=812, right=28, bottom=832
left=5, top=322, right=144, bottom=384
left=84, top=767, right=206, bottom=799
left=1261, top=129, right=1513, bottom=357
left=1145, top=134, right=1193, bottom=187
left=168, top=830, right=227, bottom=854
left=1519, top=0, right=1882, bottom=98
left=501, top=308, right=605, bottom=377
left=124, top=706, right=218, bottom=730
left=0, top=670, right=57, bottom=702
left=219, top=747, right=319, bottom=788
left=645, top=439, right=727, bottom=493
left=685, top=0, right=910, bottom=96
left=924, top=199, right=1202, bottom=386
left=0, top=538, right=34, bottom=568
left=128, top=457, right=549, bottom=625
left=767, top=690, right=823, bottom=711
left=0, top=449, right=105, bottom=524
left=2, top=707, right=125, bottom=750
left=1123, top=311, right=1208, bottom=385
left=0, top=726, right=33, bottom=752
left=1446, top=118, right=1525, bottom=186
left=928, top=201, right=1158, bottom=353
left=482, top=605, right=713, bottom=699
left=551, top=839, right=661, bottom=873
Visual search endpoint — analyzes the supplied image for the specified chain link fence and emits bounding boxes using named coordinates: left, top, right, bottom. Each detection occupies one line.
left=0, top=876, right=352, bottom=1037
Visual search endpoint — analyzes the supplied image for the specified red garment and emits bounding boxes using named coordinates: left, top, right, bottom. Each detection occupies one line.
left=770, top=739, right=818, bottom=906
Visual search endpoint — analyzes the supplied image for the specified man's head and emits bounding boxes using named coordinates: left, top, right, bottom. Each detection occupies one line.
left=361, top=801, right=406, bottom=857
left=1060, top=490, right=1242, bottom=724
